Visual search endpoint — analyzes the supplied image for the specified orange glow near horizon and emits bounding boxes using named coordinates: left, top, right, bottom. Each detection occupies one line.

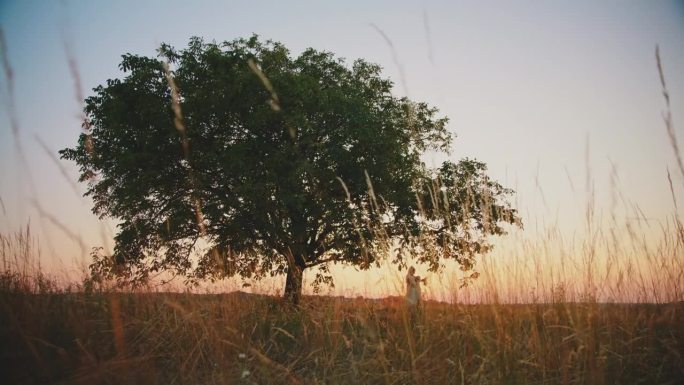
left=4, top=202, right=679, bottom=304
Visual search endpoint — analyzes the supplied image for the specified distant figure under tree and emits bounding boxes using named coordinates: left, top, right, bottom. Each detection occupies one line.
left=405, top=266, right=425, bottom=308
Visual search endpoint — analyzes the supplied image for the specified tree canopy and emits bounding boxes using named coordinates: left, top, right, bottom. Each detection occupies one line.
left=60, top=36, right=521, bottom=304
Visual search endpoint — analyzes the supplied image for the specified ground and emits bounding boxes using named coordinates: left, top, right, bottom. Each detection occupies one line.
left=1, top=281, right=682, bottom=384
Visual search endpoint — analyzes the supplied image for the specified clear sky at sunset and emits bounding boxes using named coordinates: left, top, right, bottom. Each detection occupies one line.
left=1, top=0, right=683, bottom=299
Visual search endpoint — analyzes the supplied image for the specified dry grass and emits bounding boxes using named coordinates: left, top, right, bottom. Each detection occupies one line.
left=1, top=226, right=682, bottom=385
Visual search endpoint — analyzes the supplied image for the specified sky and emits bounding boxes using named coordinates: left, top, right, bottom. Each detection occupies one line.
left=0, top=0, right=683, bottom=300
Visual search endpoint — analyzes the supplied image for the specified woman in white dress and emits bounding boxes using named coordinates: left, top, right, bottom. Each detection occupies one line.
left=405, top=266, right=422, bottom=308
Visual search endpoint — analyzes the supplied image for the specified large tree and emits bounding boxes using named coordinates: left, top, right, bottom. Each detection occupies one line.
left=61, top=36, right=521, bottom=304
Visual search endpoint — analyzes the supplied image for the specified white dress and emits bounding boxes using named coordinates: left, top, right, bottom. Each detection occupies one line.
left=405, top=274, right=421, bottom=306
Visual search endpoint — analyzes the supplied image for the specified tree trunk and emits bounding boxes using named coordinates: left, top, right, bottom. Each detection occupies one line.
left=284, top=264, right=304, bottom=305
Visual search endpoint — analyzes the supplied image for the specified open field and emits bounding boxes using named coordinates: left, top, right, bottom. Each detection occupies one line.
left=1, top=273, right=682, bottom=385
left=1, top=4, right=683, bottom=385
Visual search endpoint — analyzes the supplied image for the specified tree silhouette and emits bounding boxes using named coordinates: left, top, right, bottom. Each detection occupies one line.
left=60, top=36, right=521, bottom=304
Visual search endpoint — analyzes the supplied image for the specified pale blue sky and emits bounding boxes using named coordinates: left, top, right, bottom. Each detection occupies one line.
left=1, top=1, right=683, bottom=290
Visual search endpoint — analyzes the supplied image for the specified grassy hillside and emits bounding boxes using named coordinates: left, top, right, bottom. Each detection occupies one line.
left=1, top=274, right=682, bottom=384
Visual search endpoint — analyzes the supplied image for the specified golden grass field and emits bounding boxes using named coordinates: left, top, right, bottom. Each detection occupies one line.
left=1, top=228, right=682, bottom=385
